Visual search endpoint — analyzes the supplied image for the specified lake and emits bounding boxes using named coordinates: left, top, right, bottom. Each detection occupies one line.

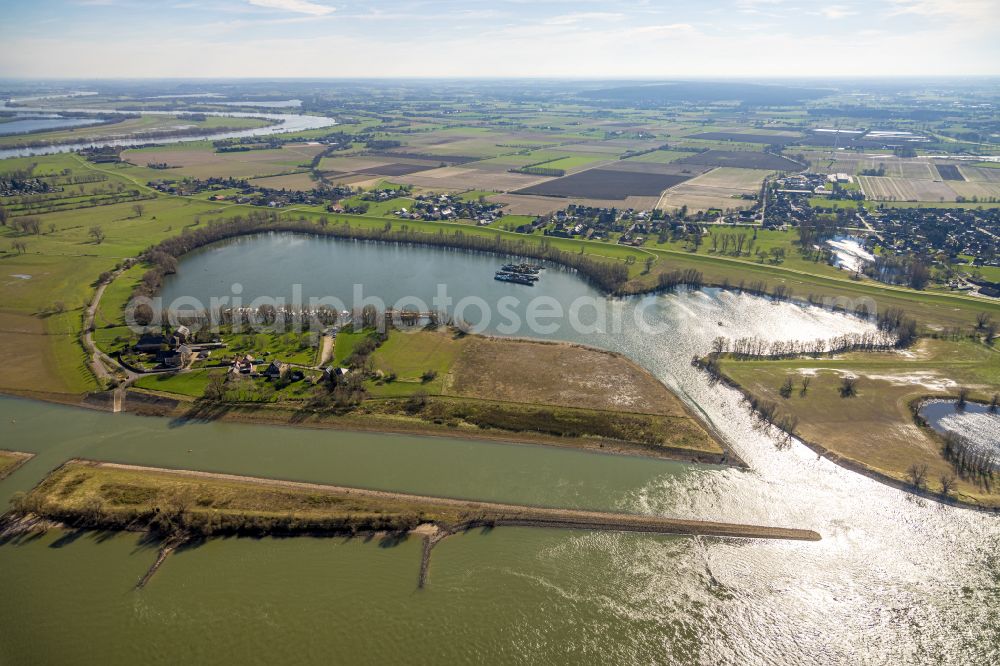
left=2, top=235, right=999, bottom=664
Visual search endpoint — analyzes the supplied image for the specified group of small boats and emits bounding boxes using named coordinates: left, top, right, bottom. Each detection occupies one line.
left=494, top=263, right=544, bottom=285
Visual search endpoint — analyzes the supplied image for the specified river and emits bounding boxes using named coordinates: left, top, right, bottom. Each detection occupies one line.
left=2, top=235, right=999, bottom=664
left=0, top=99, right=336, bottom=159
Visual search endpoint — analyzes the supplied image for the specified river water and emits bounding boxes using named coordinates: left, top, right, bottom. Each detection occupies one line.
left=2, top=235, right=999, bottom=664
left=0, top=101, right=336, bottom=159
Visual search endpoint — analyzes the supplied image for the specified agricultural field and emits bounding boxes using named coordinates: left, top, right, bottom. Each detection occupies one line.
left=961, top=165, right=1000, bottom=183
left=487, top=193, right=570, bottom=215
left=398, top=165, right=548, bottom=193
left=676, top=150, right=803, bottom=171
left=123, top=143, right=324, bottom=179
left=529, top=154, right=610, bottom=173
left=621, top=150, right=691, bottom=164
left=935, top=164, right=964, bottom=181
left=684, top=131, right=800, bottom=146
left=249, top=172, right=321, bottom=191
left=859, top=175, right=1000, bottom=202
left=514, top=164, right=692, bottom=199
left=658, top=167, right=770, bottom=212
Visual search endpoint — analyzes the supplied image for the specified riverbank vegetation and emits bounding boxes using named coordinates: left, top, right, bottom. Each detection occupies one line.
left=712, top=336, right=1000, bottom=508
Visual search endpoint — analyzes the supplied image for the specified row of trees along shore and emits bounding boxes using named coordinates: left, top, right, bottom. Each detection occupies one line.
left=133, top=211, right=631, bottom=299
left=705, top=307, right=917, bottom=361
left=941, top=431, right=999, bottom=485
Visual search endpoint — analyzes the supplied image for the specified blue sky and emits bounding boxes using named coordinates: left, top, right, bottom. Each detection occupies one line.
left=0, top=0, right=997, bottom=78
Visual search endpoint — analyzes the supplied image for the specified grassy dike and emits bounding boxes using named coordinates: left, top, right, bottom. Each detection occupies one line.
left=7, top=460, right=821, bottom=542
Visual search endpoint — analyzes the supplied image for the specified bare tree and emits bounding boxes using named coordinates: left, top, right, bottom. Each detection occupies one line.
left=907, top=463, right=928, bottom=490
left=939, top=473, right=957, bottom=497
left=132, top=203, right=145, bottom=218
left=88, top=225, right=106, bottom=244
left=800, top=376, right=811, bottom=396
left=956, top=387, right=969, bottom=409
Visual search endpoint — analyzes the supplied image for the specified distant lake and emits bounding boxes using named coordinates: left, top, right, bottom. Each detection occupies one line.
left=0, top=115, right=105, bottom=136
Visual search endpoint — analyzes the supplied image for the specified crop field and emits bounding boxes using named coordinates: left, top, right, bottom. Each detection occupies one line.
left=357, top=162, right=436, bottom=177
left=935, top=164, right=964, bottom=181
left=514, top=167, right=691, bottom=199
left=622, top=150, right=691, bottom=164
left=657, top=167, right=769, bottom=212
left=859, top=176, right=956, bottom=202
left=859, top=175, right=1000, bottom=202
left=469, top=150, right=577, bottom=170
left=531, top=155, right=610, bottom=173
left=557, top=142, right=629, bottom=155
left=123, top=143, right=323, bottom=179
left=676, top=150, right=803, bottom=171
left=962, top=165, right=1000, bottom=183
left=318, top=156, right=415, bottom=172
left=364, top=151, right=482, bottom=165
left=249, top=172, right=321, bottom=190
left=380, top=137, right=508, bottom=159
left=573, top=195, right=663, bottom=211
left=487, top=193, right=569, bottom=215
left=684, top=132, right=799, bottom=146
left=946, top=181, right=1000, bottom=200
left=398, top=166, right=548, bottom=192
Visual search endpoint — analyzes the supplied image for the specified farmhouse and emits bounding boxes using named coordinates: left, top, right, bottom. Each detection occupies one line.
left=263, top=361, right=288, bottom=380
left=322, top=366, right=350, bottom=383
left=134, top=333, right=168, bottom=353
left=231, top=354, right=257, bottom=375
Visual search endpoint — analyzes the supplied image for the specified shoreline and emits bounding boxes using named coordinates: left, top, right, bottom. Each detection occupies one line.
left=0, top=386, right=738, bottom=467
left=703, top=363, right=1000, bottom=514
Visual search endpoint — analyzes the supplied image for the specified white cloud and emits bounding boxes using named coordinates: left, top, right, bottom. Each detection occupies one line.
left=818, top=6, right=857, bottom=19
left=544, top=12, right=625, bottom=26
left=887, top=0, right=996, bottom=20
left=247, top=0, right=335, bottom=16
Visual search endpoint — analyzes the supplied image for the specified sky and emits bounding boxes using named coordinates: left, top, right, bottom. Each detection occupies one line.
left=0, top=0, right=997, bottom=79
